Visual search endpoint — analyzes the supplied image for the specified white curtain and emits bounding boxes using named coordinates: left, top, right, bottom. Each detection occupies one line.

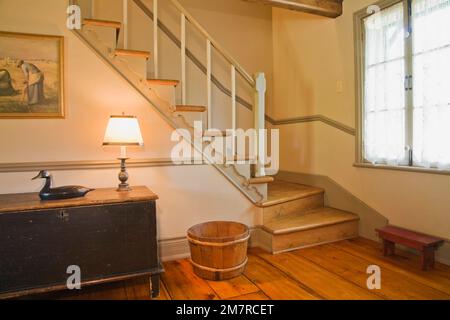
left=363, top=3, right=406, bottom=165
left=412, top=0, right=450, bottom=169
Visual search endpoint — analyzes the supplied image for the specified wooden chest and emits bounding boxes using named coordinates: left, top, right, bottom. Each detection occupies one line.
left=0, top=186, right=163, bottom=299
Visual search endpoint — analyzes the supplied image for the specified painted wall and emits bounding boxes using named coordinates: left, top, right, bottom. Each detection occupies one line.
left=0, top=0, right=264, bottom=252
left=272, top=0, right=450, bottom=263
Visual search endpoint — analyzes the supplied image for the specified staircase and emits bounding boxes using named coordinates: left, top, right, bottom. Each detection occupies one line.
left=256, top=180, right=359, bottom=254
left=71, top=0, right=273, bottom=204
left=71, top=0, right=360, bottom=253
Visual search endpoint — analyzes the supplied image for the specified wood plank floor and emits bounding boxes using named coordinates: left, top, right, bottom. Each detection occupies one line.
left=38, top=238, right=450, bottom=300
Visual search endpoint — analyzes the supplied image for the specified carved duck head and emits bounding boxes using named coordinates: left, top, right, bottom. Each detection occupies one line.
left=32, top=170, right=51, bottom=180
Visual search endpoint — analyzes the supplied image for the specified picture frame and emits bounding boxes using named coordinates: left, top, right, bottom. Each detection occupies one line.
left=0, top=31, right=65, bottom=119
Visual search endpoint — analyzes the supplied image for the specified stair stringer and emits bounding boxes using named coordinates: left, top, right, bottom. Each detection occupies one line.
left=71, top=27, right=266, bottom=203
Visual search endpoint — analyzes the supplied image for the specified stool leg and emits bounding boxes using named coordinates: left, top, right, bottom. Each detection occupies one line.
left=383, top=239, right=395, bottom=256
left=422, top=247, right=435, bottom=271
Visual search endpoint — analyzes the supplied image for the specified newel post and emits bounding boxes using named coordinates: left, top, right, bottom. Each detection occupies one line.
left=254, top=72, right=266, bottom=177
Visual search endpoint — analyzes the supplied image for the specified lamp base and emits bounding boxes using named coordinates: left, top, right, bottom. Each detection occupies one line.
left=117, top=184, right=131, bottom=192
left=117, top=157, right=131, bottom=192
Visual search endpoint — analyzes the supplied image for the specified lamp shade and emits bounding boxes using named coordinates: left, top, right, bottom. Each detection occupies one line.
left=103, top=115, right=144, bottom=146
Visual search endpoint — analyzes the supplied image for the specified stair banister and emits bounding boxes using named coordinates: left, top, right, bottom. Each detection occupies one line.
left=76, top=0, right=268, bottom=178
left=167, top=0, right=265, bottom=169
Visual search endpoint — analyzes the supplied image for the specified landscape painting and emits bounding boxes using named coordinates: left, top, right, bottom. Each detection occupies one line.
left=0, top=32, right=64, bottom=118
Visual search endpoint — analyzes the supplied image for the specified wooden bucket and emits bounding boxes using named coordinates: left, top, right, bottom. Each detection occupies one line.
left=187, top=221, right=250, bottom=281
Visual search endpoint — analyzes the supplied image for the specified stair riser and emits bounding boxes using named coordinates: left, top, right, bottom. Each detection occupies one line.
left=115, top=57, right=147, bottom=79
left=147, top=85, right=176, bottom=106
left=263, top=193, right=324, bottom=223
left=82, top=28, right=148, bottom=79
left=257, top=220, right=359, bottom=254
left=84, top=27, right=117, bottom=49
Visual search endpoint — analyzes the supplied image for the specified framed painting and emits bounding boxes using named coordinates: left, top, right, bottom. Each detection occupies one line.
left=0, top=31, right=64, bottom=119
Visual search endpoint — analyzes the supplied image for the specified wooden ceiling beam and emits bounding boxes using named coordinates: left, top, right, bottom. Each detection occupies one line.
left=243, top=0, right=343, bottom=18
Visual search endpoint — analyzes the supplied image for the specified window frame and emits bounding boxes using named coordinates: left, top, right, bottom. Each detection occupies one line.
left=353, top=0, right=450, bottom=175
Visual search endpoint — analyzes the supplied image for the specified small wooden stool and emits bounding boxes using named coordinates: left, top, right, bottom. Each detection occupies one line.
left=376, top=225, right=444, bottom=270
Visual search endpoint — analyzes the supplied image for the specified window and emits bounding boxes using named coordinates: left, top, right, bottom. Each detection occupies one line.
left=355, top=0, right=450, bottom=171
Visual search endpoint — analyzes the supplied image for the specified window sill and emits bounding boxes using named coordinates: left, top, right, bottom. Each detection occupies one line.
left=353, top=162, right=450, bottom=176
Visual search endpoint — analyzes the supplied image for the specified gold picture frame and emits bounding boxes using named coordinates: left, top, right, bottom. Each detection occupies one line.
left=0, top=31, right=65, bottom=119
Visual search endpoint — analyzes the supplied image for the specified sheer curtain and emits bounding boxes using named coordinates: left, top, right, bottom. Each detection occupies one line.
left=412, top=0, right=450, bottom=169
left=363, top=3, right=406, bottom=165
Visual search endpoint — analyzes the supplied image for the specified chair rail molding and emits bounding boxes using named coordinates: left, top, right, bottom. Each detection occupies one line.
left=268, top=114, right=356, bottom=136
left=0, top=158, right=205, bottom=173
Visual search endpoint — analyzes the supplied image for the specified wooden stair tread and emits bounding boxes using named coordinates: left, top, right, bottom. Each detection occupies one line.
left=83, top=19, right=122, bottom=29
left=248, top=177, right=275, bottom=185
left=261, top=180, right=324, bottom=207
left=114, top=49, right=151, bottom=59
left=147, top=79, right=180, bottom=86
left=262, top=208, right=359, bottom=235
left=174, top=105, right=207, bottom=112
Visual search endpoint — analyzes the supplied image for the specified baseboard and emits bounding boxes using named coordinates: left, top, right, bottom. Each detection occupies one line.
left=158, top=237, right=190, bottom=262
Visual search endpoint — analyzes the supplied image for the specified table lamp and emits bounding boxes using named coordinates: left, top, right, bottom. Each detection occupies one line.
left=103, top=114, right=144, bottom=191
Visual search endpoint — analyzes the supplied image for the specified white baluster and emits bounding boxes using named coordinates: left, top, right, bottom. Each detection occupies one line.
left=231, top=65, right=237, bottom=154
left=206, top=40, right=212, bottom=129
left=231, top=65, right=236, bottom=132
left=254, top=72, right=266, bottom=177
left=181, top=14, right=186, bottom=105
left=123, top=0, right=128, bottom=49
left=90, top=0, right=95, bottom=18
left=153, top=0, right=159, bottom=78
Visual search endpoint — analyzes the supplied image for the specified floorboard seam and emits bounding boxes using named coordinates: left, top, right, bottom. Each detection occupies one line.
left=252, top=254, right=325, bottom=300
left=241, top=273, right=274, bottom=300
left=160, top=280, right=173, bottom=300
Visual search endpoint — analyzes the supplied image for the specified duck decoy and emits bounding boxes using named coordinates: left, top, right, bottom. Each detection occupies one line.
left=32, top=170, right=95, bottom=201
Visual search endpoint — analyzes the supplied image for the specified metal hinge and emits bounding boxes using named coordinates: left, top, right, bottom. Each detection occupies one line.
left=404, top=75, right=413, bottom=90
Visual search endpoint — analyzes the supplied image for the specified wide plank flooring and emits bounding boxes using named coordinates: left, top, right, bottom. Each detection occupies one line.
left=33, top=238, right=450, bottom=300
